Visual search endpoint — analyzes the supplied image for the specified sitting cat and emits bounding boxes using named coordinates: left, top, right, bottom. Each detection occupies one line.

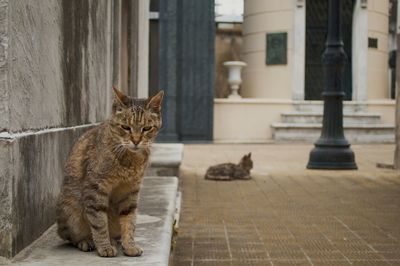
left=205, top=153, right=253, bottom=181
left=56, top=87, right=164, bottom=257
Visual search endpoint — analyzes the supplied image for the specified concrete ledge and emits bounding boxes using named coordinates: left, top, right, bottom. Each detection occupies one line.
left=146, top=143, right=184, bottom=176
left=272, top=122, right=395, bottom=129
left=272, top=122, right=395, bottom=143
left=0, top=124, right=96, bottom=258
left=9, top=176, right=179, bottom=266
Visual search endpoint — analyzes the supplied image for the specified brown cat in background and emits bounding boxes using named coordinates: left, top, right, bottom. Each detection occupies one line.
left=56, top=87, right=164, bottom=257
left=205, top=153, right=253, bottom=181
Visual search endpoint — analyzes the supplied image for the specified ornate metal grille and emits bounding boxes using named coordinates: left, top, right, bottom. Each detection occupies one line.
left=305, top=0, right=354, bottom=100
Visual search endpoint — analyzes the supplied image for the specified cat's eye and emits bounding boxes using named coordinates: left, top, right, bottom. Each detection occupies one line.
left=142, top=126, right=152, bottom=132
left=121, top=125, right=131, bottom=131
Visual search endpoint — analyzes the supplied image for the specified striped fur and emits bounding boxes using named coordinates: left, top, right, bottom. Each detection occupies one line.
left=205, top=153, right=253, bottom=181
left=56, top=88, right=164, bottom=257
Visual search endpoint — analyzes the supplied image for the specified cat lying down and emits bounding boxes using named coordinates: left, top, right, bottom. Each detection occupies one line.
left=205, top=153, right=253, bottom=181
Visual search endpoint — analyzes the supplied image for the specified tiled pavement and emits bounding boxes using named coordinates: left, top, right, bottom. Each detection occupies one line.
left=171, top=144, right=400, bottom=266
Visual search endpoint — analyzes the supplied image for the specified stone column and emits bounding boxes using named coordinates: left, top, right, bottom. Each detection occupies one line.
left=137, top=0, right=150, bottom=98
left=112, top=0, right=123, bottom=89
left=292, top=0, right=306, bottom=100
left=352, top=0, right=368, bottom=102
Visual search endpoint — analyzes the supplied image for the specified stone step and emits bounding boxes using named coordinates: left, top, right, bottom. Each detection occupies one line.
left=146, top=143, right=184, bottom=177
left=293, top=101, right=367, bottom=113
left=8, top=176, right=179, bottom=266
left=281, top=111, right=382, bottom=124
left=271, top=123, right=395, bottom=143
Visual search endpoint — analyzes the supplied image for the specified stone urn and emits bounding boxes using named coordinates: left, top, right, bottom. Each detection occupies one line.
left=223, top=61, right=247, bottom=99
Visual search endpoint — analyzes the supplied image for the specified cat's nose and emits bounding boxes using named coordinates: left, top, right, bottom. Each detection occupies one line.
left=132, top=138, right=141, bottom=145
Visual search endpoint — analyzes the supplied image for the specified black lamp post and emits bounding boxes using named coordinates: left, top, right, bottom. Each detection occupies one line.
left=307, top=0, right=357, bottom=169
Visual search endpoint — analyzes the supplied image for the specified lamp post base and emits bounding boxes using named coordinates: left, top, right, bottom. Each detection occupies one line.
left=307, top=144, right=357, bottom=169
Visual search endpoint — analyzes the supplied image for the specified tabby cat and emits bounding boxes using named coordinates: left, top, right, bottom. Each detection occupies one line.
left=205, top=153, right=253, bottom=181
left=56, top=87, right=164, bottom=257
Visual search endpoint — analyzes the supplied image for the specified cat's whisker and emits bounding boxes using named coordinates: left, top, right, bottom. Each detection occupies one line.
left=117, top=146, right=127, bottom=158
left=111, top=144, right=121, bottom=154
left=112, top=144, right=127, bottom=159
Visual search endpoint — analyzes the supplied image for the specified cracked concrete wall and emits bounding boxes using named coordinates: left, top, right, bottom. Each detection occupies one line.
left=11, top=126, right=93, bottom=255
left=3, top=0, right=112, bottom=132
left=0, top=0, right=9, bottom=132
left=0, top=141, right=13, bottom=258
left=0, top=0, right=120, bottom=258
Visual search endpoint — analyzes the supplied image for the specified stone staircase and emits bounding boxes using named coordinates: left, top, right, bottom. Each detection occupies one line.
left=272, top=109, right=395, bottom=143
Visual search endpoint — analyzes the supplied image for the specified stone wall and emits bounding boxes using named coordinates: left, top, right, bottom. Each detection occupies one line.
left=2, top=1, right=113, bottom=133
left=0, top=126, right=93, bottom=257
left=0, top=0, right=147, bottom=258
left=0, top=0, right=9, bottom=133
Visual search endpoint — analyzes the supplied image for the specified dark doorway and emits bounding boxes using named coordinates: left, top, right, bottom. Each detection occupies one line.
left=152, top=0, right=214, bottom=142
left=305, top=0, right=354, bottom=100
left=149, top=0, right=159, bottom=98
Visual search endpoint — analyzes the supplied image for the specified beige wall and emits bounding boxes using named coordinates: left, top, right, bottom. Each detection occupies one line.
left=214, top=99, right=294, bottom=142
left=367, top=0, right=390, bottom=99
left=242, top=0, right=294, bottom=98
left=214, top=99, right=395, bottom=142
left=367, top=100, right=396, bottom=124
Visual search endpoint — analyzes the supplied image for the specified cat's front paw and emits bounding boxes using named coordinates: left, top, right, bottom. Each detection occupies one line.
left=76, top=240, right=95, bottom=252
left=97, top=245, right=118, bottom=257
left=122, top=244, right=143, bottom=257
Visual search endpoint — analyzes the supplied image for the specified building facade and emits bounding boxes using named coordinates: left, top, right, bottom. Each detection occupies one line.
left=214, top=0, right=397, bottom=143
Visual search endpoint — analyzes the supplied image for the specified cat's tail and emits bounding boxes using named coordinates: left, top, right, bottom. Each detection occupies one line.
left=205, top=173, right=231, bottom=181
left=56, top=209, right=71, bottom=241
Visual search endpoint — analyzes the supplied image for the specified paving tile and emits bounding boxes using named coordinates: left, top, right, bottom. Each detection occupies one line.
left=306, top=251, right=348, bottom=260
left=231, top=260, right=272, bottom=266
left=268, top=251, right=307, bottom=260
left=193, top=261, right=232, bottom=266
left=373, top=244, right=400, bottom=252
left=270, top=260, right=311, bottom=266
left=350, top=260, right=391, bottom=265
left=311, top=261, right=351, bottom=266
left=231, top=250, right=269, bottom=260
left=379, top=252, right=400, bottom=260
left=171, top=144, right=400, bottom=266
left=193, top=249, right=231, bottom=261
left=172, top=260, right=193, bottom=266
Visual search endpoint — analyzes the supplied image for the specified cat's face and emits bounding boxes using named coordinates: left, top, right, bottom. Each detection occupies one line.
left=239, top=153, right=253, bottom=171
left=109, top=87, right=164, bottom=153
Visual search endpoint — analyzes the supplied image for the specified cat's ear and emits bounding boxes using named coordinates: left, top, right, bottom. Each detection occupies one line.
left=248, top=152, right=252, bottom=158
left=112, top=86, right=130, bottom=114
left=112, top=86, right=129, bottom=107
left=146, top=90, right=164, bottom=112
